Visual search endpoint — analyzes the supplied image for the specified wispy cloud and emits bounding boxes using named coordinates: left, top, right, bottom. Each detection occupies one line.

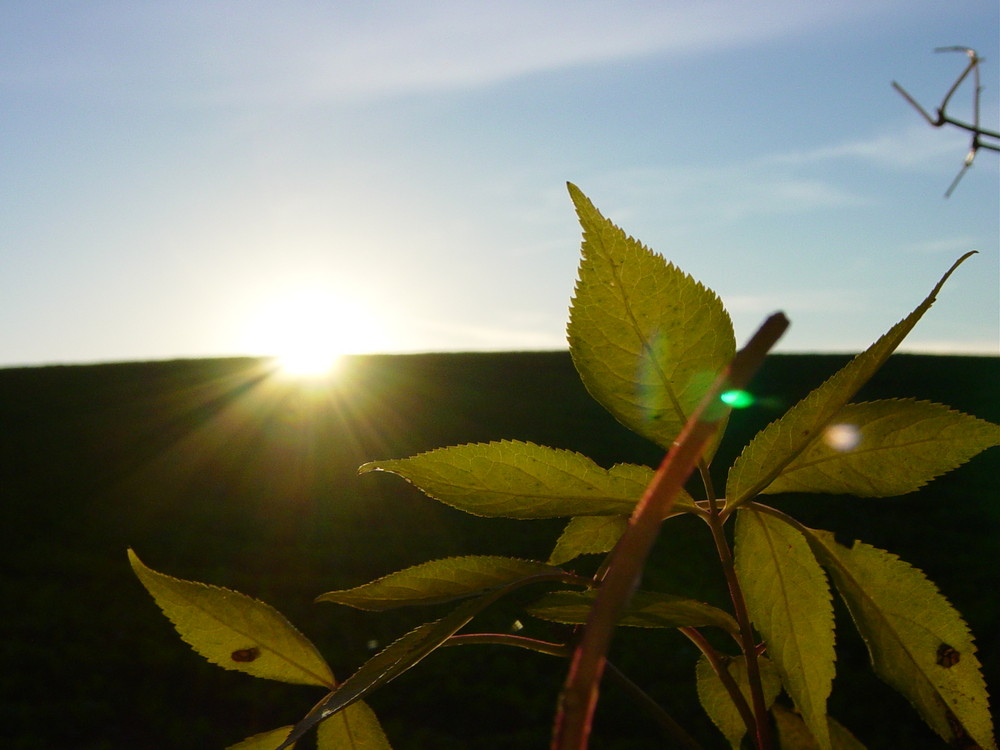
left=768, top=123, right=970, bottom=170
left=725, top=287, right=867, bottom=316
left=587, top=162, right=865, bottom=229
left=3, top=0, right=902, bottom=104
left=403, top=316, right=567, bottom=351
left=900, top=235, right=982, bottom=256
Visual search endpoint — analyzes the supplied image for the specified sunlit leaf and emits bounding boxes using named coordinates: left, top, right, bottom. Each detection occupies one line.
left=734, top=510, right=835, bottom=750
left=726, top=253, right=975, bottom=507
left=801, top=528, right=996, bottom=750
left=548, top=515, right=629, bottom=565
left=565, top=183, right=735, bottom=458
left=316, top=556, right=567, bottom=610
left=528, top=589, right=738, bottom=633
left=226, top=726, right=295, bottom=750
left=695, top=653, right=781, bottom=749
left=763, top=399, right=1000, bottom=497
left=277, top=583, right=529, bottom=750
left=317, top=701, right=393, bottom=750
left=361, top=441, right=693, bottom=518
left=128, top=549, right=334, bottom=687
left=772, top=704, right=866, bottom=750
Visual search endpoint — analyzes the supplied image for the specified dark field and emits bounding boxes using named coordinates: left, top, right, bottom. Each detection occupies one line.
left=1, top=352, right=997, bottom=749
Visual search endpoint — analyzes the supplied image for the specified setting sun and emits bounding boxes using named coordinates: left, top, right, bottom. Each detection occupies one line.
left=243, top=287, right=387, bottom=377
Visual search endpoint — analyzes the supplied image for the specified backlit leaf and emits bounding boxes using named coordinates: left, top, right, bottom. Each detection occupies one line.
left=548, top=515, right=629, bottom=565
left=226, top=726, right=295, bottom=750
left=316, top=556, right=566, bottom=610
left=317, top=701, right=392, bottom=750
left=726, top=253, right=975, bottom=507
left=277, top=582, right=532, bottom=750
left=735, top=510, right=835, bottom=750
left=360, top=441, right=693, bottom=518
left=128, top=549, right=334, bottom=688
left=772, top=704, right=866, bottom=750
left=528, top=589, right=738, bottom=633
left=696, top=653, right=781, bottom=749
left=764, top=399, right=1000, bottom=497
left=566, top=183, right=735, bottom=458
left=801, top=528, right=996, bottom=750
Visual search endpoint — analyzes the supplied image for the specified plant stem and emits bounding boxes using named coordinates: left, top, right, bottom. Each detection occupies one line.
left=703, top=512, right=773, bottom=749
left=604, top=661, right=705, bottom=750
left=446, top=634, right=703, bottom=748
left=445, top=633, right=571, bottom=658
left=679, top=627, right=756, bottom=739
left=552, top=313, right=788, bottom=750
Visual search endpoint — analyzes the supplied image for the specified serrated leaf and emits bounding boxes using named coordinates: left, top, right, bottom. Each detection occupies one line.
left=696, top=653, right=782, bottom=749
left=548, top=515, right=629, bottom=565
left=735, top=510, right=835, bottom=750
left=360, top=441, right=692, bottom=518
left=316, top=555, right=566, bottom=610
left=226, top=726, right=296, bottom=750
left=764, top=399, right=1000, bottom=497
left=317, top=701, right=392, bottom=750
left=528, top=589, right=739, bottom=633
left=726, top=253, right=975, bottom=507
left=772, top=704, right=866, bottom=750
left=128, top=549, right=334, bottom=687
left=565, top=183, right=735, bottom=458
left=801, top=528, right=996, bottom=750
left=277, top=581, right=532, bottom=750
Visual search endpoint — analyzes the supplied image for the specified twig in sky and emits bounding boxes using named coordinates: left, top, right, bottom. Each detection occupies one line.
left=892, top=47, right=1000, bottom=197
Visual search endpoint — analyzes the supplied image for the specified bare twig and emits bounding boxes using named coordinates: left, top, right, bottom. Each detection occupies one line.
left=892, top=47, right=1000, bottom=196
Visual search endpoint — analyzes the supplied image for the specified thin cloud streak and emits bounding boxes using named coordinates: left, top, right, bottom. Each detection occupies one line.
left=768, top=123, right=974, bottom=170
left=3, top=0, right=902, bottom=105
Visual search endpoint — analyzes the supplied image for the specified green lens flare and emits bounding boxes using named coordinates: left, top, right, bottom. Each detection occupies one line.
left=720, top=390, right=755, bottom=408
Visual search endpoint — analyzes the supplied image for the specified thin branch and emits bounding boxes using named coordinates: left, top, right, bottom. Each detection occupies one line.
left=446, top=634, right=704, bottom=749
left=702, top=509, right=772, bottom=749
left=892, top=47, right=1000, bottom=196
left=605, top=661, right=705, bottom=750
left=551, top=312, right=789, bottom=750
left=680, top=626, right=757, bottom=738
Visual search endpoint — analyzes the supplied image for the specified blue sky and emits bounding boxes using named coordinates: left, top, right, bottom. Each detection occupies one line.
left=2, top=1, right=998, bottom=368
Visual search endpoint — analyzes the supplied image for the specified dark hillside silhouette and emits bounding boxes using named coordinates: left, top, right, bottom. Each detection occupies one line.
left=0, top=352, right=996, bottom=749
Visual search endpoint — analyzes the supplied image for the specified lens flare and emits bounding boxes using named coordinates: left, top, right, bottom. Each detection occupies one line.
left=824, top=423, right=861, bottom=451
left=720, top=390, right=755, bottom=408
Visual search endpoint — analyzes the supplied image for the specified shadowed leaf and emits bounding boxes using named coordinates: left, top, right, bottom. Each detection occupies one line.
left=801, top=528, right=996, bottom=750
left=548, top=515, right=629, bottom=565
left=763, top=399, right=1000, bottom=497
left=772, top=704, right=866, bottom=750
left=696, top=654, right=782, bottom=749
left=128, top=549, right=334, bottom=688
left=361, top=440, right=693, bottom=518
left=226, top=726, right=295, bottom=750
left=317, top=701, right=393, bottom=750
left=317, top=556, right=567, bottom=610
left=528, top=589, right=738, bottom=633
left=735, top=510, right=835, bottom=750
left=277, top=581, right=533, bottom=750
left=566, top=183, right=735, bottom=458
left=726, top=253, right=976, bottom=507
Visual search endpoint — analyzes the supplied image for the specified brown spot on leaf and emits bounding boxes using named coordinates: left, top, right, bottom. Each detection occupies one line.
left=944, top=707, right=981, bottom=749
left=231, top=647, right=260, bottom=662
left=937, top=643, right=960, bottom=668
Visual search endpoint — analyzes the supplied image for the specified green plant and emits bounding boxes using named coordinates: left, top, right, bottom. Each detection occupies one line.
left=130, top=184, right=999, bottom=750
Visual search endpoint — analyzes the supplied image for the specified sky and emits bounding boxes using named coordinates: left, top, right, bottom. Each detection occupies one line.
left=2, top=1, right=998, bottom=369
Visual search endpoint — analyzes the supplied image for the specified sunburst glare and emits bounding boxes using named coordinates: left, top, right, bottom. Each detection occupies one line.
left=243, top=287, right=388, bottom=378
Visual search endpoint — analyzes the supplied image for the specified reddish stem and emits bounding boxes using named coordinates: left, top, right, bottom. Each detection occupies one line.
left=551, top=313, right=789, bottom=750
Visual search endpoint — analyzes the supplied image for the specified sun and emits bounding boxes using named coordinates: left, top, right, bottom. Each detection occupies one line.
left=244, top=287, right=386, bottom=378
